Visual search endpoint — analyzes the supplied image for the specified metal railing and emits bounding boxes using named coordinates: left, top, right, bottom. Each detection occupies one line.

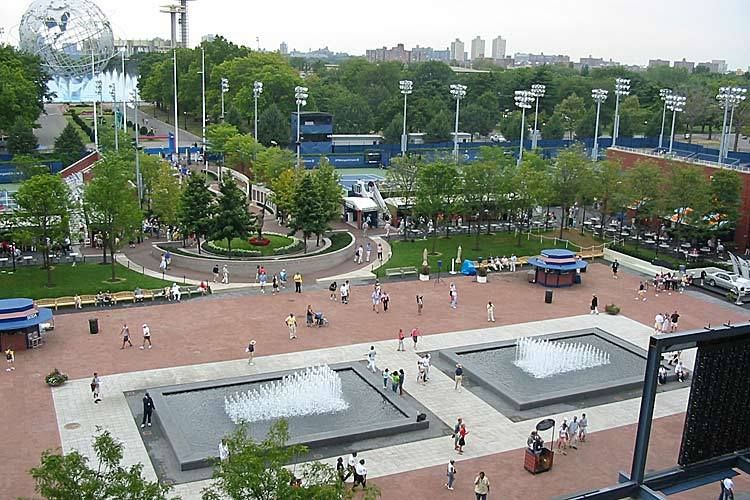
left=609, top=146, right=749, bottom=172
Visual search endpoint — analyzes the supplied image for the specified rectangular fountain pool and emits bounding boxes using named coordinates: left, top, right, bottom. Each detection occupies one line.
left=147, top=362, right=429, bottom=471
left=438, top=329, right=647, bottom=410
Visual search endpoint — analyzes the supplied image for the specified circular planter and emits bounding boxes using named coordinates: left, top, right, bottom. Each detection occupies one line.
left=248, top=237, right=271, bottom=246
left=477, top=275, right=487, bottom=284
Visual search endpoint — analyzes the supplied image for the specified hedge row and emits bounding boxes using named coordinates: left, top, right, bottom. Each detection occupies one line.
left=273, top=239, right=304, bottom=255
left=203, top=240, right=262, bottom=257
left=69, top=110, right=95, bottom=142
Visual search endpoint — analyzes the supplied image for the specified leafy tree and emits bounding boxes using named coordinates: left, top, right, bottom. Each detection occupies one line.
left=13, top=173, right=71, bottom=286
left=270, top=168, right=302, bottom=222
left=178, top=173, right=215, bottom=252
left=150, top=163, right=182, bottom=228
left=709, top=169, right=742, bottom=230
left=511, top=151, right=550, bottom=244
left=461, top=159, right=504, bottom=246
left=257, top=103, right=290, bottom=147
left=225, top=133, right=263, bottom=177
left=54, top=123, right=86, bottom=167
left=592, top=159, right=626, bottom=237
left=84, top=156, right=143, bottom=279
left=12, top=154, right=49, bottom=178
left=664, top=163, right=711, bottom=247
left=541, top=113, right=565, bottom=140
left=461, top=103, right=496, bottom=140
left=310, top=161, right=342, bottom=245
left=7, top=119, right=38, bottom=155
left=623, top=160, right=662, bottom=247
left=383, top=114, right=404, bottom=144
left=555, top=93, right=586, bottom=140
left=498, top=111, right=522, bottom=144
left=424, top=109, right=452, bottom=143
left=30, top=428, right=175, bottom=500
left=255, top=147, right=295, bottom=185
left=210, top=177, right=256, bottom=254
left=415, top=161, right=460, bottom=251
left=207, top=123, right=240, bottom=164
left=289, top=174, right=321, bottom=252
left=202, top=420, right=378, bottom=500
left=386, top=155, right=421, bottom=235
left=329, top=90, right=373, bottom=133
left=549, top=146, right=591, bottom=237
left=0, top=46, right=48, bottom=132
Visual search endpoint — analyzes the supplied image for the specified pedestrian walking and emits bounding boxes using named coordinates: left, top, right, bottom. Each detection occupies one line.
left=159, top=256, right=167, bottom=273
left=397, top=328, right=405, bottom=351
left=670, top=310, right=680, bottom=332
left=259, top=272, right=267, bottom=293
left=473, top=471, right=491, bottom=500
left=636, top=281, right=647, bottom=301
left=377, top=242, right=383, bottom=262
left=719, top=477, right=734, bottom=500
left=141, top=392, right=155, bottom=428
left=487, top=301, right=496, bottom=322
left=219, top=438, right=230, bottom=461
left=140, top=324, right=152, bottom=349
left=445, top=459, right=456, bottom=490
left=272, top=275, right=279, bottom=295
left=398, top=368, right=405, bottom=395
left=391, top=370, right=399, bottom=393
left=366, top=242, right=372, bottom=262
left=382, top=368, right=390, bottom=389
left=293, top=272, right=303, bottom=293
left=366, top=346, right=377, bottom=372
left=455, top=363, right=464, bottom=391
left=356, top=244, right=364, bottom=264
left=411, top=327, right=421, bottom=349
left=120, top=323, right=133, bottom=349
left=329, top=281, right=337, bottom=301
left=221, top=265, right=229, bottom=284
left=246, top=339, right=256, bottom=364
left=590, top=294, right=599, bottom=315
left=4, top=347, right=15, bottom=372
left=510, top=254, right=517, bottom=272
left=344, top=452, right=358, bottom=482
left=341, top=280, right=349, bottom=304
left=416, top=294, right=424, bottom=315
left=285, top=313, right=298, bottom=340
left=611, top=259, right=619, bottom=279
left=457, top=423, right=469, bottom=454
left=579, top=413, right=588, bottom=442
left=353, top=459, right=367, bottom=489
left=91, top=372, right=101, bottom=403
left=279, top=269, right=287, bottom=288
left=371, top=288, right=381, bottom=313
left=449, top=282, right=457, bottom=309
left=568, top=416, right=579, bottom=449
left=306, top=305, right=315, bottom=327
left=336, top=457, right=345, bottom=482
left=212, top=264, right=219, bottom=283
left=381, top=291, right=390, bottom=312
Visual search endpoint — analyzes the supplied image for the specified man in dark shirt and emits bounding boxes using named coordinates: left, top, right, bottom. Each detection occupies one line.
left=455, top=364, right=464, bottom=391
left=141, top=392, right=156, bottom=428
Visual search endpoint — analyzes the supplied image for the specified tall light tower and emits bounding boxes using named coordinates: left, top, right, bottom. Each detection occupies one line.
left=120, top=49, right=129, bottom=132
left=220, top=78, right=229, bottom=121
left=450, top=83, right=467, bottom=162
left=253, top=81, right=263, bottom=141
left=514, top=90, right=534, bottom=165
left=657, top=88, right=672, bottom=150
left=717, top=87, right=747, bottom=163
left=399, top=79, right=413, bottom=156
left=178, top=0, right=195, bottom=48
left=612, top=78, right=630, bottom=147
left=161, top=4, right=184, bottom=162
left=199, top=47, right=206, bottom=171
left=666, top=94, right=686, bottom=154
left=90, top=50, right=99, bottom=151
left=591, top=89, right=608, bottom=161
left=294, top=86, right=308, bottom=165
left=530, top=84, right=545, bottom=150
left=109, top=83, right=118, bottom=151
left=160, top=4, right=184, bottom=48
left=130, top=89, right=143, bottom=206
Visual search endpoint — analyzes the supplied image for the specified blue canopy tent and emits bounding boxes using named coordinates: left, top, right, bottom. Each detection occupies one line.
left=461, top=259, right=477, bottom=276
left=0, top=298, right=54, bottom=351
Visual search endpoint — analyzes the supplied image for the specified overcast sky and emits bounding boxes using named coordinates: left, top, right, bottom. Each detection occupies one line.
left=2, top=0, right=749, bottom=69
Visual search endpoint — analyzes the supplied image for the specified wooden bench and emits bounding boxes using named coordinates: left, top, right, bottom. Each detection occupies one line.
left=56, top=296, right=79, bottom=309
left=112, top=291, right=135, bottom=304
left=35, top=298, right=57, bottom=309
left=385, top=266, right=418, bottom=279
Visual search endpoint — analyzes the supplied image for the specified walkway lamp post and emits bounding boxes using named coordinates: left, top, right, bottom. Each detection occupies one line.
left=253, top=81, right=263, bottom=141
left=172, top=48, right=179, bottom=162
left=129, top=89, right=143, bottom=206
left=666, top=94, right=686, bottom=154
left=612, top=78, right=630, bottom=147
left=530, top=84, right=546, bottom=150
left=294, top=86, right=308, bottom=165
left=514, top=90, right=534, bottom=165
left=591, top=89, right=608, bottom=161
left=109, top=83, right=118, bottom=151
left=399, top=79, right=413, bottom=156
left=220, top=77, right=229, bottom=121
left=657, top=88, right=672, bottom=150
left=199, top=47, right=207, bottom=172
left=450, top=83, right=467, bottom=162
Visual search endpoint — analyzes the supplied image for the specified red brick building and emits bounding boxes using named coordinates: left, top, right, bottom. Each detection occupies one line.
left=607, top=148, right=750, bottom=252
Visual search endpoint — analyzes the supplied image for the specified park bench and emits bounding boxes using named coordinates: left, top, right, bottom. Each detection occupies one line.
left=385, top=266, right=418, bottom=279
left=112, top=291, right=135, bottom=304
left=35, top=298, right=57, bottom=309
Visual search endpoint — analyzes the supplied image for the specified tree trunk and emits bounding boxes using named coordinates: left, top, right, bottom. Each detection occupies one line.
left=257, top=204, right=267, bottom=239
left=559, top=205, right=565, bottom=239
left=110, top=239, right=116, bottom=281
left=734, top=131, right=740, bottom=152
left=707, top=124, right=712, bottom=140
left=545, top=204, right=551, bottom=231
left=44, top=248, right=52, bottom=287
left=580, top=205, right=587, bottom=235
left=197, top=236, right=202, bottom=254
left=227, top=237, right=232, bottom=257
left=102, top=242, right=107, bottom=264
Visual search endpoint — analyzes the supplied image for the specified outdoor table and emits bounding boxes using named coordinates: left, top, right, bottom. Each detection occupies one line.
left=700, top=247, right=711, bottom=253
left=659, top=243, right=671, bottom=249
left=594, top=225, right=602, bottom=230
left=680, top=243, right=691, bottom=249
left=583, top=221, right=592, bottom=227
left=589, top=217, right=600, bottom=222
left=620, top=231, right=630, bottom=236
left=22, top=256, right=33, bottom=264
left=644, top=239, right=656, bottom=245
left=605, top=228, right=617, bottom=232
left=0, top=258, right=8, bottom=267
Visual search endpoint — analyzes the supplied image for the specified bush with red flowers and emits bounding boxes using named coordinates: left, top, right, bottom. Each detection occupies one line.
left=248, top=237, right=271, bottom=246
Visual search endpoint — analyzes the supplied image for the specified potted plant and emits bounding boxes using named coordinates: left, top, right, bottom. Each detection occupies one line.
left=476, top=264, right=488, bottom=283
left=604, top=304, right=621, bottom=315
left=45, top=368, right=69, bottom=387
left=419, top=263, right=430, bottom=281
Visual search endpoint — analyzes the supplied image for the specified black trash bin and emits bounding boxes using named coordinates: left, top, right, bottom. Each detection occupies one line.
left=545, top=289, right=553, bottom=304
left=88, top=318, right=99, bottom=335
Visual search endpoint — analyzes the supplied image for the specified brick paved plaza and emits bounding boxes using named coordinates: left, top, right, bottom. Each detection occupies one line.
left=3, top=264, right=749, bottom=499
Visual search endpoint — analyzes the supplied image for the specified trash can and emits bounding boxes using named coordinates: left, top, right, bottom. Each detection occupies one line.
left=527, top=271, right=536, bottom=283
left=88, top=318, right=99, bottom=335
left=574, top=274, right=582, bottom=284
left=545, top=289, right=553, bottom=304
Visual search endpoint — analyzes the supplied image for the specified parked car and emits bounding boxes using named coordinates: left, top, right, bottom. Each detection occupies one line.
left=706, top=271, right=750, bottom=293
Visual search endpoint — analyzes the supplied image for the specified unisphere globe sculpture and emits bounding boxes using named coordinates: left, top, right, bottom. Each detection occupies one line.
left=19, top=0, right=115, bottom=80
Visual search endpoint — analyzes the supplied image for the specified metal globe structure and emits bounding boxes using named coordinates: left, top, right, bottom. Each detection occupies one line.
left=19, top=0, right=115, bottom=80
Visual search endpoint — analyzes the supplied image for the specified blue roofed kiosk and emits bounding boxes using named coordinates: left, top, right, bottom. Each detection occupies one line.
left=527, top=249, right=588, bottom=287
left=0, top=298, right=54, bottom=352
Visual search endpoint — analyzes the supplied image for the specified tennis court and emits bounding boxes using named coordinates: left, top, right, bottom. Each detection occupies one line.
left=338, top=171, right=384, bottom=190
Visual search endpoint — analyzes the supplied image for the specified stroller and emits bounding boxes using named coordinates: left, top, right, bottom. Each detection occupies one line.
left=314, top=312, right=329, bottom=327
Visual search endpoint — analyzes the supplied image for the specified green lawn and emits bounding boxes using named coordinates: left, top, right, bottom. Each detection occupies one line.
left=0, top=263, right=172, bottom=299
left=380, top=232, right=553, bottom=276
left=209, top=234, right=294, bottom=256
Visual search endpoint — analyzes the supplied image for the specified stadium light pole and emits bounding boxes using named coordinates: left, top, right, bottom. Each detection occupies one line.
left=612, top=78, right=630, bottom=147
left=530, top=84, right=545, bottom=150
left=399, top=79, right=413, bottom=156
left=717, top=87, right=747, bottom=163
left=666, top=94, right=686, bottom=154
left=130, top=89, right=143, bottom=206
left=450, top=83, right=467, bottom=163
left=591, top=88, right=608, bottom=161
left=220, top=77, right=229, bottom=121
left=725, top=88, right=747, bottom=159
left=253, top=81, right=263, bottom=141
left=657, top=88, right=672, bottom=150
left=172, top=48, right=180, bottom=163
left=120, top=49, right=128, bottom=132
left=90, top=50, right=99, bottom=151
left=199, top=47, right=207, bottom=173
left=294, top=86, right=308, bottom=165
left=514, top=90, right=534, bottom=166
left=109, top=83, right=118, bottom=151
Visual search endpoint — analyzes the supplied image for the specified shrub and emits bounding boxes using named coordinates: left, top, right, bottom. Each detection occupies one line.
left=204, top=241, right=261, bottom=258
left=604, top=304, right=620, bottom=315
left=45, top=368, right=69, bottom=386
left=68, top=109, right=94, bottom=142
left=477, top=265, right=488, bottom=277
left=273, top=239, right=304, bottom=255
left=421, top=264, right=430, bottom=275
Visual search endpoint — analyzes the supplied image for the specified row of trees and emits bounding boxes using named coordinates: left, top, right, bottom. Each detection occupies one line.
left=387, top=146, right=742, bottom=250
left=0, top=45, right=50, bottom=143
left=135, top=37, right=749, bottom=146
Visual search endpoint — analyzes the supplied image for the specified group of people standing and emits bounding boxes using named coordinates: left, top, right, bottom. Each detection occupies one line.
left=556, top=413, right=588, bottom=455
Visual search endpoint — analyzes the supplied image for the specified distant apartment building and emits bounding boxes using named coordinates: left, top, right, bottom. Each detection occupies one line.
left=279, top=41, right=288, bottom=55
left=365, top=43, right=410, bottom=63
left=514, top=52, right=570, bottom=67
left=471, top=36, right=485, bottom=60
left=648, top=59, right=671, bottom=68
left=696, top=59, right=728, bottom=74
left=578, top=55, right=604, bottom=69
left=288, top=47, right=343, bottom=60
left=411, top=45, right=450, bottom=62
left=491, top=36, right=507, bottom=60
left=673, top=58, right=694, bottom=72
left=450, top=39, right=465, bottom=62
left=114, top=38, right=171, bottom=56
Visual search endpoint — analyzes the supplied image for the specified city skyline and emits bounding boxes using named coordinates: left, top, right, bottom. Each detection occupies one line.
left=1, top=0, right=748, bottom=69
